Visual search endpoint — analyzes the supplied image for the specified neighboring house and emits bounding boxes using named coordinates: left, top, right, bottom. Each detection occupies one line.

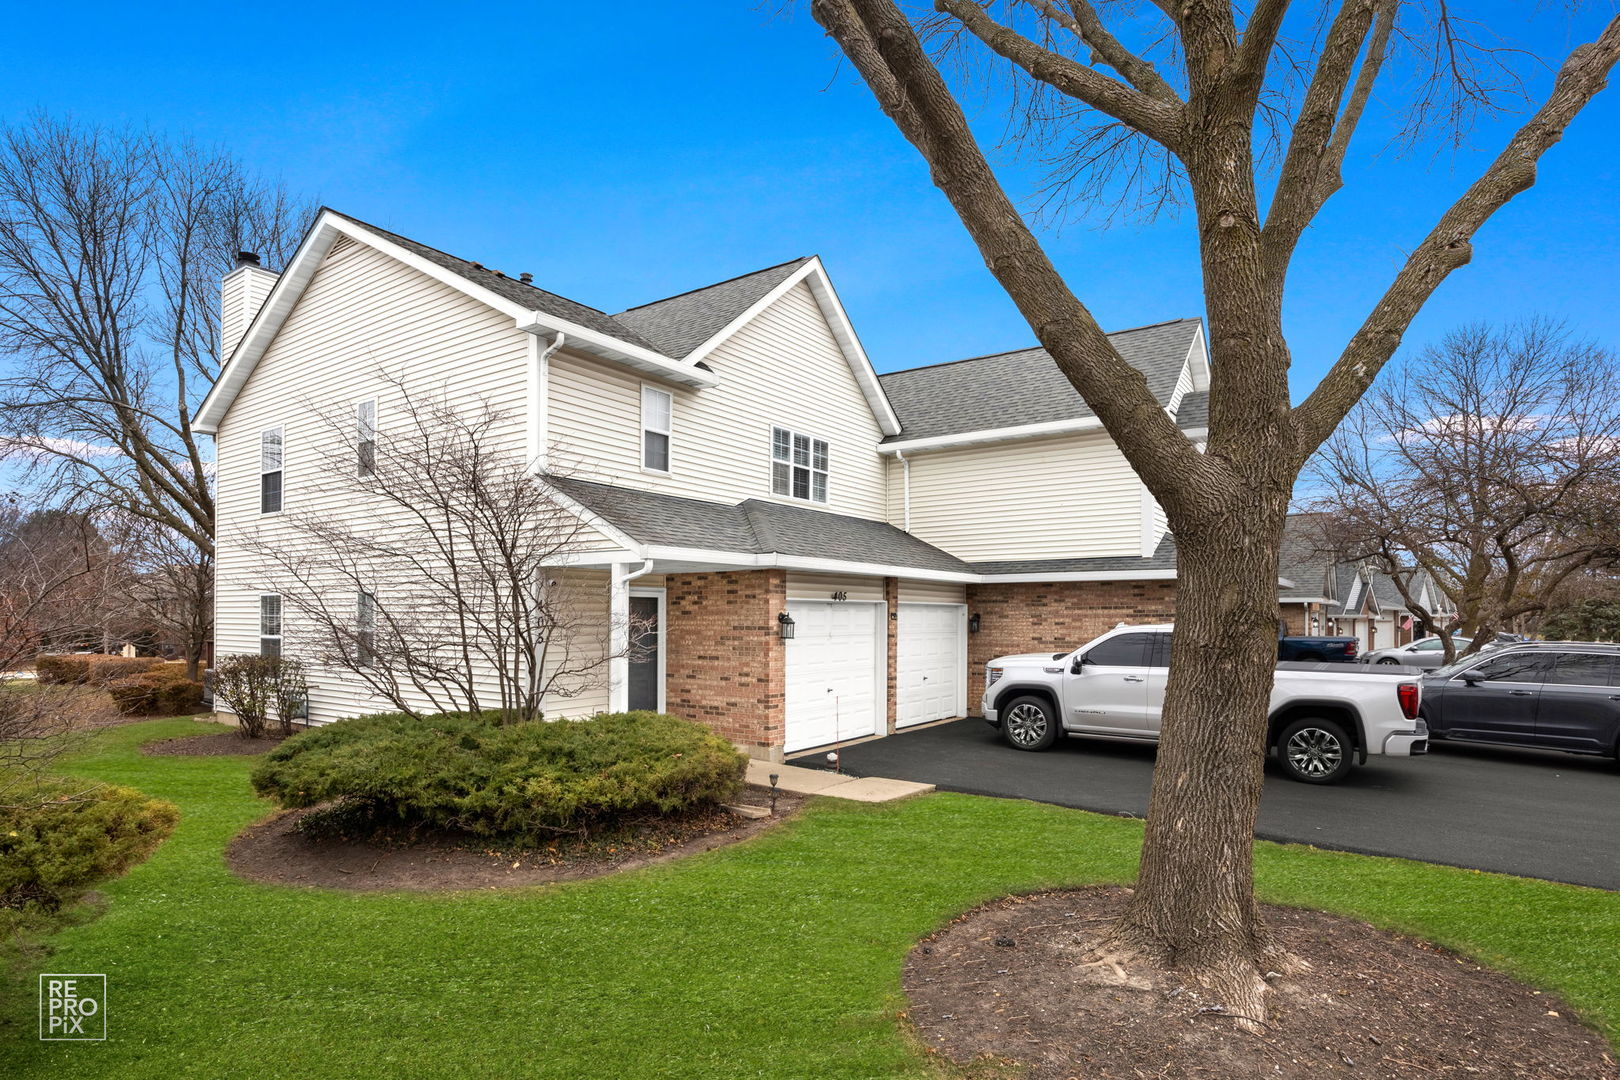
left=1278, top=514, right=1454, bottom=651
left=201, top=209, right=1232, bottom=761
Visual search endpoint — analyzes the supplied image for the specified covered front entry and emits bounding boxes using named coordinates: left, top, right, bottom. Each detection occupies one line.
left=784, top=600, right=883, bottom=752
left=897, top=603, right=967, bottom=727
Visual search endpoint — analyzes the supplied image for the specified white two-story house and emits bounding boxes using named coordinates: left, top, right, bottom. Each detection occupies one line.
left=198, top=209, right=1210, bottom=760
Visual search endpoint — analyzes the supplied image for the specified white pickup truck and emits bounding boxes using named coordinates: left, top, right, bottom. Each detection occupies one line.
left=982, top=623, right=1428, bottom=784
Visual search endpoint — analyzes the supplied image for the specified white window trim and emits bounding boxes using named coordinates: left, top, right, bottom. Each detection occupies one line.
left=259, top=426, right=284, bottom=515
left=770, top=425, right=830, bottom=505
left=640, top=383, right=673, bottom=476
left=258, top=593, right=283, bottom=656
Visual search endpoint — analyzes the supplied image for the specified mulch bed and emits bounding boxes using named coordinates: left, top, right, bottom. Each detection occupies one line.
left=143, top=725, right=314, bottom=756
left=225, top=785, right=806, bottom=892
left=904, top=887, right=1619, bottom=1079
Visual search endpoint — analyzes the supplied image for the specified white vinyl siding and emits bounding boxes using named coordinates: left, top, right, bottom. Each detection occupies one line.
left=547, top=281, right=888, bottom=518
left=640, top=385, right=672, bottom=473
left=898, top=579, right=966, bottom=604
left=785, top=573, right=885, bottom=604
left=889, top=431, right=1145, bottom=562
left=213, top=239, right=617, bottom=724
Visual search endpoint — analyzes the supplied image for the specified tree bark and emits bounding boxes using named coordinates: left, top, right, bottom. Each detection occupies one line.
left=1105, top=492, right=1293, bottom=1017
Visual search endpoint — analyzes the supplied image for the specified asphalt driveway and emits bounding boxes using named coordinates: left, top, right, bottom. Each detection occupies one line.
left=789, top=719, right=1620, bottom=890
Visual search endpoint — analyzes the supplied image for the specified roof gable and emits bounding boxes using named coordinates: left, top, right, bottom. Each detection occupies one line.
left=195, top=209, right=720, bottom=434
left=615, top=258, right=811, bottom=359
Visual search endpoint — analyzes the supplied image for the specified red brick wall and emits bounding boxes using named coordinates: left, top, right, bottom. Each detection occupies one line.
left=965, top=580, right=1178, bottom=706
left=664, top=570, right=786, bottom=758
left=883, top=577, right=899, bottom=734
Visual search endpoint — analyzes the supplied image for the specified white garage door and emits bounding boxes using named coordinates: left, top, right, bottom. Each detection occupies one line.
left=784, top=601, right=881, bottom=752
left=897, top=603, right=966, bottom=728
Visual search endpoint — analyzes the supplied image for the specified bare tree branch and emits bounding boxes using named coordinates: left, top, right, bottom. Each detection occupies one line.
left=1294, top=16, right=1620, bottom=454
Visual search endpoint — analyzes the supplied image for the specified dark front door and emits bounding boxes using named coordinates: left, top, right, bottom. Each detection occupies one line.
left=1441, top=651, right=1550, bottom=745
left=1535, top=651, right=1620, bottom=753
left=628, top=594, right=662, bottom=713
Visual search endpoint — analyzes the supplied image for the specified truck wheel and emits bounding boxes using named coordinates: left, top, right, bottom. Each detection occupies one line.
left=1277, top=717, right=1353, bottom=784
left=1001, top=695, right=1059, bottom=752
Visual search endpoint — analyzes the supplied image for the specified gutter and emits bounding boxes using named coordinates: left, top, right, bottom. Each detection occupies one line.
left=896, top=449, right=912, bottom=532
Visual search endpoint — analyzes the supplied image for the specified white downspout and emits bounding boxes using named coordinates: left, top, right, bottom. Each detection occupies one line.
left=527, top=331, right=565, bottom=475
left=896, top=450, right=912, bottom=533
left=608, top=559, right=655, bottom=712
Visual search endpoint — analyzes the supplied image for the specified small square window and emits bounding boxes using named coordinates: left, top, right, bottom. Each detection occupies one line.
left=769, top=426, right=829, bottom=504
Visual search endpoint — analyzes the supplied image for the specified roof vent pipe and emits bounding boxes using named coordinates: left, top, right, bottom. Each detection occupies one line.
left=520, top=272, right=534, bottom=285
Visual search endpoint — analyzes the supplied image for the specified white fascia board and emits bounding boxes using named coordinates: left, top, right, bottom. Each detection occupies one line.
left=512, top=315, right=715, bottom=389
left=880, top=415, right=1107, bottom=454
left=881, top=415, right=1207, bottom=455
left=977, top=567, right=1180, bottom=583
left=641, top=544, right=979, bottom=583
left=682, top=258, right=902, bottom=436
left=1186, top=319, right=1210, bottom=392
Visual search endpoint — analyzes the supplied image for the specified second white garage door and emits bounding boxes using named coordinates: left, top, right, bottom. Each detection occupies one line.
left=784, top=601, right=882, bottom=752
left=897, top=603, right=967, bottom=728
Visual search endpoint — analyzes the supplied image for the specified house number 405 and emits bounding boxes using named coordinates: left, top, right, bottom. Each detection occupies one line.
left=830, top=591, right=848, bottom=602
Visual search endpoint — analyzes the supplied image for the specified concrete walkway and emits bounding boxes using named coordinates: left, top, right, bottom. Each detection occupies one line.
left=746, top=759, right=934, bottom=803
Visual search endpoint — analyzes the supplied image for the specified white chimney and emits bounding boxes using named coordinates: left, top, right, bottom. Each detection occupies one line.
left=220, top=251, right=279, bottom=359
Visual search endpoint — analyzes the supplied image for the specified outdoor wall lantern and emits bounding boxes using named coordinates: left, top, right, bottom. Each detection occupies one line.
left=969, top=613, right=981, bottom=634
left=777, top=611, right=796, bottom=640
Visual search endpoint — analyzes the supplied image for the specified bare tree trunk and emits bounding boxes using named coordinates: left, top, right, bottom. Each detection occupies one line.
left=1108, top=496, right=1292, bottom=1013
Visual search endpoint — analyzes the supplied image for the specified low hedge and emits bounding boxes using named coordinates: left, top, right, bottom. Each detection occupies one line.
left=251, top=710, right=747, bottom=840
left=107, top=666, right=204, bottom=717
left=0, top=781, right=179, bottom=912
left=35, top=654, right=164, bottom=687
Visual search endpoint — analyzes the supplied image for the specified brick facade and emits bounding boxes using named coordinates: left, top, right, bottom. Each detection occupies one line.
left=883, top=577, right=899, bottom=734
left=964, top=579, right=1179, bottom=706
left=664, top=569, right=786, bottom=759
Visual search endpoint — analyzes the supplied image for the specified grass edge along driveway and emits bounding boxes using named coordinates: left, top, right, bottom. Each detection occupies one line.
left=2, top=717, right=1616, bottom=1079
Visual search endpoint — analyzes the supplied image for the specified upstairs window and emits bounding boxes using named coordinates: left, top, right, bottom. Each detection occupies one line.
left=259, top=595, right=282, bottom=657
left=771, top=427, right=828, bottom=503
left=356, top=590, right=377, bottom=667
left=260, top=428, right=283, bottom=513
left=356, top=399, right=376, bottom=477
left=641, top=386, right=672, bottom=472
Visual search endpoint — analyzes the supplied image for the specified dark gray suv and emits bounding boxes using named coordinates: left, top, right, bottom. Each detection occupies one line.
left=1421, top=643, right=1620, bottom=759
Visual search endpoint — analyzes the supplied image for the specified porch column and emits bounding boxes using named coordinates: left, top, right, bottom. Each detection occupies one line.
left=609, top=562, right=631, bottom=712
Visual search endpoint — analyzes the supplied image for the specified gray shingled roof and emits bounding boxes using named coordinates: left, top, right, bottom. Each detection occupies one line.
left=615, top=258, right=812, bottom=359
left=327, top=209, right=664, bottom=353
left=968, top=534, right=1178, bottom=577
left=878, top=318, right=1203, bottom=443
left=1278, top=514, right=1337, bottom=600
left=552, top=478, right=974, bottom=574
left=1176, top=390, right=1209, bottom=429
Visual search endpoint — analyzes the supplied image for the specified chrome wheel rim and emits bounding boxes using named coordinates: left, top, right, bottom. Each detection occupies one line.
left=1005, top=703, right=1048, bottom=747
left=1286, top=727, right=1343, bottom=778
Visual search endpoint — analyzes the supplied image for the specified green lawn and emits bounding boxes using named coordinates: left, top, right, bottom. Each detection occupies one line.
left=2, top=717, right=1617, bottom=1079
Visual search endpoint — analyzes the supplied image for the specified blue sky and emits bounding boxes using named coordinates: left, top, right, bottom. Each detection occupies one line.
left=3, top=2, right=1615, bottom=395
